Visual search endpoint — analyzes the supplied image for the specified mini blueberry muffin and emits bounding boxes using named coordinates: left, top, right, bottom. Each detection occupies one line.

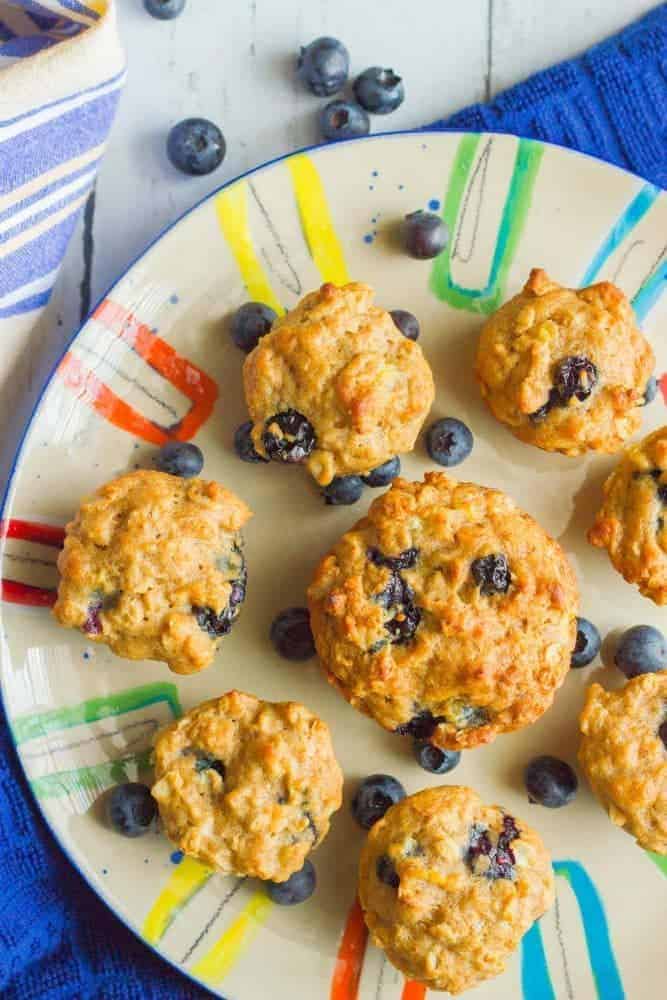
left=579, top=674, right=667, bottom=854
left=53, top=470, right=251, bottom=674
left=588, top=426, right=667, bottom=605
left=475, top=269, right=655, bottom=455
left=308, top=472, right=578, bottom=750
left=243, top=282, right=435, bottom=486
left=358, top=786, right=554, bottom=994
left=152, top=690, right=343, bottom=879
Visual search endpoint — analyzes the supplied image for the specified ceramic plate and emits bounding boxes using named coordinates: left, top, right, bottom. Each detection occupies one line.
left=1, top=132, right=665, bottom=1000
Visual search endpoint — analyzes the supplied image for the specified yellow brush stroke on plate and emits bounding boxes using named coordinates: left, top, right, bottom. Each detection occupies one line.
left=191, top=891, right=273, bottom=984
left=142, top=857, right=213, bottom=944
left=288, top=155, right=349, bottom=285
left=214, top=183, right=284, bottom=315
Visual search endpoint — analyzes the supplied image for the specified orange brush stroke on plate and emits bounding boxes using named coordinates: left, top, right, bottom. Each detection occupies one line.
left=58, top=299, right=218, bottom=445
left=401, top=980, right=427, bottom=1000
left=330, top=898, right=368, bottom=1000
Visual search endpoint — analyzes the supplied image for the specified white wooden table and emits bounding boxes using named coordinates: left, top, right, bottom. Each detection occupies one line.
left=3, top=0, right=656, bottom=480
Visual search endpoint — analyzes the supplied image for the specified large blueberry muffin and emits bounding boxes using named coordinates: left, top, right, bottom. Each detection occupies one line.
left=307, top=473, right=578, bottom=750
left=579, top=674, right=666, bottom=854
left=54, top=470, right=251, bottom=674
left=358, top=786, right=554, bottom=994
left=588, top=425, right=667, bottom=605
left=243, top=282, right=434, bottom=486
left=152, top=690, right=343, bottom=879
left=475, top=269, right=655, bottom=455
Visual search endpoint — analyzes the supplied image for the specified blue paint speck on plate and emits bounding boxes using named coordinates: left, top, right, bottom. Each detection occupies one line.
left=363, top=234, right=374, bottom=244
left=398, top=184, right=404, bottom=190
left=102, top=868, right=108, bottom=875
left=369, top=185, right=374, bottom=191
left=371, top=170, right=379, bottom=177
left=83, top=651, right=90, bottom=660
left=428, top=198, right=441, bottom=211
left=169, top=294, right=179, bottom=305
left=170, top=850, right=184, bottom=865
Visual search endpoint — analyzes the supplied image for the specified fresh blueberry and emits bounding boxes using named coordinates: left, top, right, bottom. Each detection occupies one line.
left=156, top=441, right=204, bottom=478
left=267, top=860, right=316, bottom=905
left=362, top=457, right=401, bottom=488
left=389, top=309, right=419, bottom=341
left=234, top=421, right=268, bottom=463
left=167, top=118, right=225, bottom=176
left=351, top=774, right=406, bottom=829
left=297, top=37, right=349, bottom=96
left=414, top=741, right=461, bottom=774
left=403, top=210, right=448, bottom=260
left=319, top=101, right=370, bottom=142
left=323, top=475, right=364, bottom=505
left=614, top=625, right=666, bottom=678
left=263, top=410, right=316, bottom=463
left=642, top=375, right=658, bottom=405
left=426, top=417, right=473, bottom=467
left=270, top=607, right=315, bottom=661
left=571, top=617, right=601, bottom=668
left=107, top=782, right=157, bottom=837
left=230, top=302, right=277, bottom=353
left=353, top=67, right=405, bottom=114
left=376, top=855, right=400, bottom=888
left=524, top=756, right=578, bottom=808
left=144, top=0, right=185, bottom=19
left=471, top=553, right=511, bottom=596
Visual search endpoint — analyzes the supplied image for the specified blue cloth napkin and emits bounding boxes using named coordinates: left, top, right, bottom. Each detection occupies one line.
left=1, top=5, right=666, bottom=999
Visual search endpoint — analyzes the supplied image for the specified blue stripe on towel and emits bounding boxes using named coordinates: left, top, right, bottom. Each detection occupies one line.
left=0, top=66, right=124, bottom=127
left=0, top=181, right=93, bottom=246
left=0, top=289, right=51, bottom=319
left=0, top=158, right=101, bottom=226
left=0, top=90, right=119, bottom=195
left=0, top=211, right=81, bottom=298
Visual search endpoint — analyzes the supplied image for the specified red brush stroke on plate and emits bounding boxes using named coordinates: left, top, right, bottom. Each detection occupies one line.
left=330, top=898, right=368, bottom=1000
left=659, top=372, right=667, bottom=404
left=58, top=299, right=218, bottom=445
left=401, top=981, right=427, bottom=1000
left=1, top=518, right=64, bottom=607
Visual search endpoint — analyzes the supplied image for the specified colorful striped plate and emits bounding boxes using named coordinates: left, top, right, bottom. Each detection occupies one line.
left=1, top=132, right=665, bottom=999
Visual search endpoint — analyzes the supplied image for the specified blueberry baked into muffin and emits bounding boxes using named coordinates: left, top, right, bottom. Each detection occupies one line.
left=308, top=472, right=578, bottom=750
left=475, top=269, right=655, bottom=455
left=243, top=282, right=435, bottom=486
left=152, top=690, right=343, bottom=879
left=53, top=470, right=251, bottom=674
left=579, top=674, right=666, bottom=854
left=358, top=786, right=554, bottom=994
left=588, top=425, right=667, bottom=605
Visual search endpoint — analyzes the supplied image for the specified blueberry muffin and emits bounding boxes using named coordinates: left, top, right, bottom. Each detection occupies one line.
left=152, top=690, right=343, bottom=879
left=358, top=786, right=554, bottom=994
left=579, top=674, right=666, bottom=854
left=307, top=472, right=578, bottom=750
left=243, top=282, right=434, bottom=486
left=54, top=470, right=251, bottom=674
left=588, top=426, right=667, bottom=605
left=475, top=269, right=655, bottom=455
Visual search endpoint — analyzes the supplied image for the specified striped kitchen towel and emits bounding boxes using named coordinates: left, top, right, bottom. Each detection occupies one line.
left=0, top=1, right=124, bottom=338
